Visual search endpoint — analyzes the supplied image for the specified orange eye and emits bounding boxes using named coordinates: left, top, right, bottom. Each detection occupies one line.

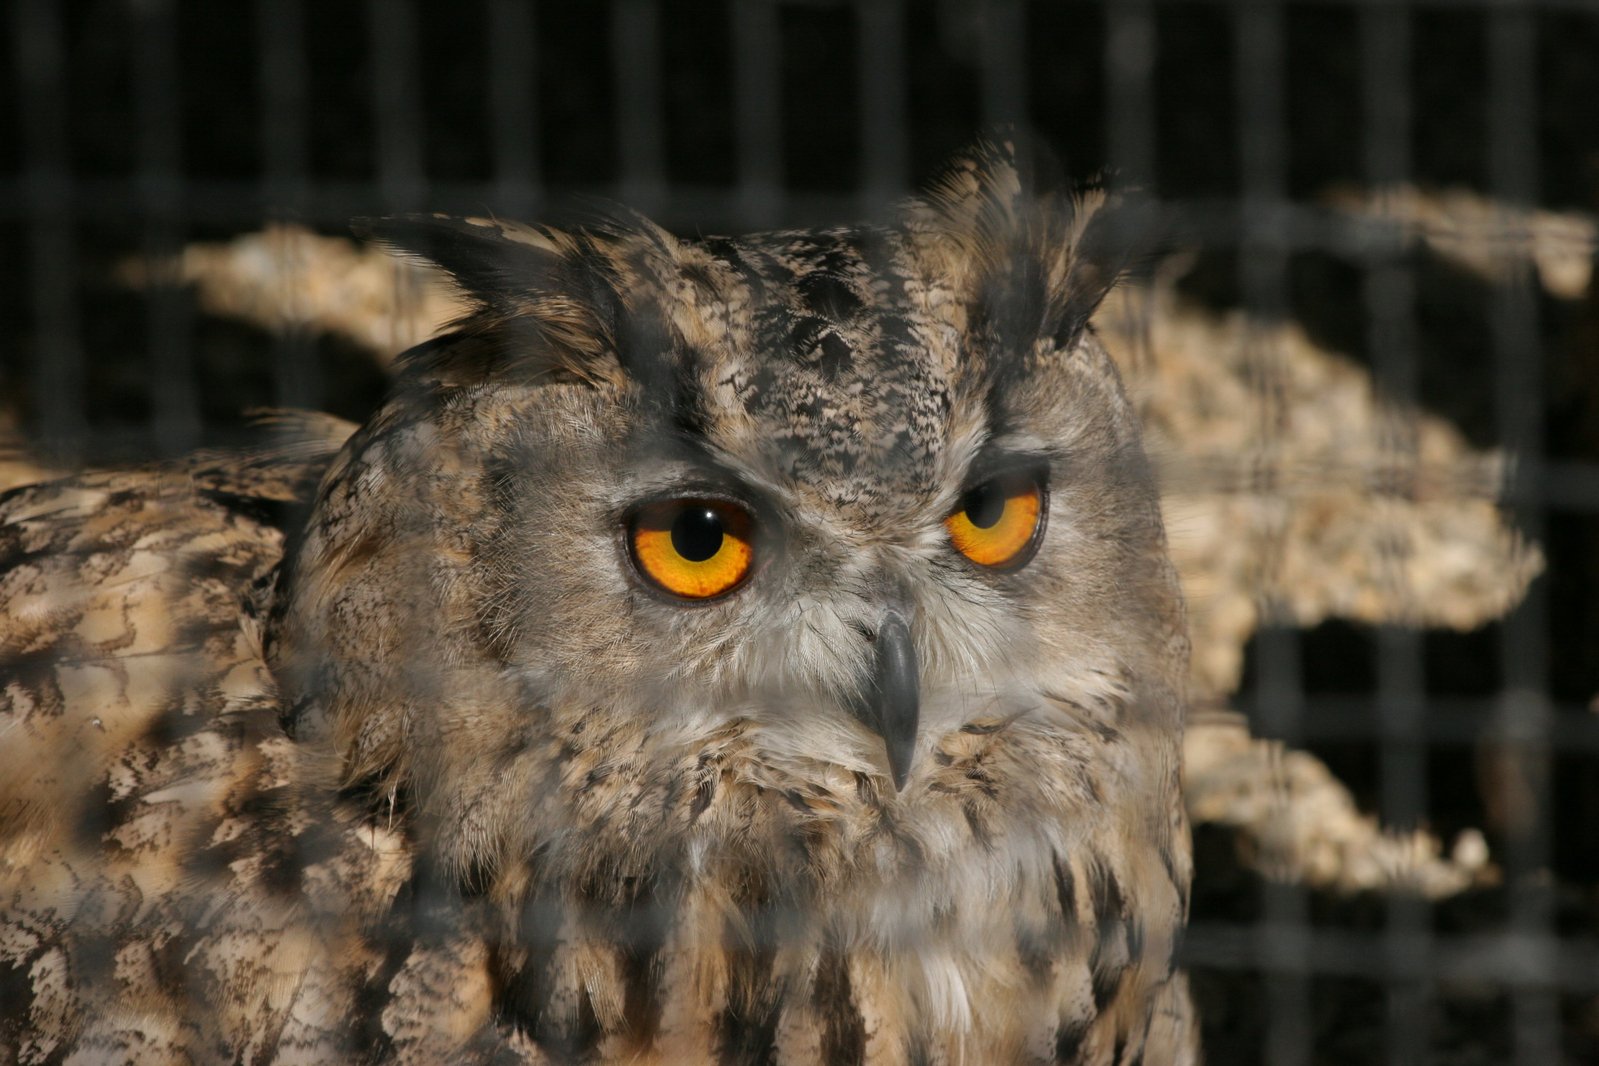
left=945, top=472, right=1045, bottom=570
left=628, top=499, right=756, bottom=600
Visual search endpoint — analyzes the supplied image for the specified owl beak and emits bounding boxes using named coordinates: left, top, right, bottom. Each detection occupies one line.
left=851, top=610, right=920, bottom=792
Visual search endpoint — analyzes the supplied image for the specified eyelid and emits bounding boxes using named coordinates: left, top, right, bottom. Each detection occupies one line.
left=618, top=473, right=763, bottom=525
left=957, top=453, right=1051, bottom=499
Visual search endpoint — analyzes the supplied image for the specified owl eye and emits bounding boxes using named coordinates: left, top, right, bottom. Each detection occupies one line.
left=945, top=471, right=1045, bottom=570
left=628, top=499, right=756, bottom=600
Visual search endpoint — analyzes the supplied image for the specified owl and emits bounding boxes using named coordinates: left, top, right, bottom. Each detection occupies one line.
left=0, top=140, right=1195, bottom=1064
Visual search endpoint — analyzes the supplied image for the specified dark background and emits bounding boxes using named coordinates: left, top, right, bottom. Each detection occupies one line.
left=2, top=1, right=1597, bottom=1062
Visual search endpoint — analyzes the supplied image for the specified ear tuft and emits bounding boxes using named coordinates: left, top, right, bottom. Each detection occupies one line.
left=355, top=214, right=584, bottom=315
left=1052, top=187, right=1162, bottom=351
left=907, top=134, right=1161, bottom=357
left=356, top=214, right=631, bottom=388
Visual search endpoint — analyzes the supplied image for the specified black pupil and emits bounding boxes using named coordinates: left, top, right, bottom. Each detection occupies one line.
left=671, top=507, right=725, bottom=562
left=962, top=481, right=1008, bottom=529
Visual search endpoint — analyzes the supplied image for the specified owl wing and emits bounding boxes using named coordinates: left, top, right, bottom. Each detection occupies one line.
left=0, top=416, right=463, bottom=1062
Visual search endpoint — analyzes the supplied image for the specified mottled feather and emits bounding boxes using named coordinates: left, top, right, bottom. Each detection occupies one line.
left=2, top=138, right=1196, bottom=1064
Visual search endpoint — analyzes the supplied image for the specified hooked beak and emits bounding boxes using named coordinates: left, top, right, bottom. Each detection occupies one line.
left=849, top=610, right=920, bottom=791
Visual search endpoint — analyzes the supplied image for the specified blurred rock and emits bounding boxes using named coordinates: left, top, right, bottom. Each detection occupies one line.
left=1101, top=280, right=1543, bottom=703
left=117, top=224, right=467, bottom=364
left=1183, top=709, right=1494, bottom=898
left=1324, top=184, right=1596, bottom=299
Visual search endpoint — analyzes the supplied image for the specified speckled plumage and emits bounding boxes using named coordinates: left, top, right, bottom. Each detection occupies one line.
left=1, top=141, right=1196, bottom=1064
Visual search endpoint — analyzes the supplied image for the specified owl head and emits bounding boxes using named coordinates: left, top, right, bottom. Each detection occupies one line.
left=269, top=138, right=1185, bottom=895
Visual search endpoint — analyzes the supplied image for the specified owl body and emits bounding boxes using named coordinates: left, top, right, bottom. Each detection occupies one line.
left=1, top=143, right=1195, bottom=1064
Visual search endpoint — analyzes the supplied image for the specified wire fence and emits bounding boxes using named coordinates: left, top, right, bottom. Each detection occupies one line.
left=3, top=1, right=1597, bottom=1062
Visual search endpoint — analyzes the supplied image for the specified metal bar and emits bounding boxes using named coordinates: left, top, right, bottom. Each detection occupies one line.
left=1104, top=0, right=1156, bottom=186
left=976, top=0, right=1027, bottom=132
left=771, top=0, right=1599, bottom=9
left=258, top=0, right=309, bottom=208
left=257, top=0, right=318, bottom=410
left=487, top=0, right=541, bottom=219
left=365, top=0, right=426, bottom=368
left=731, top=0, right=784, bottom=227
left=1235, top=694, right=1599, bottom=751
left=856, top=0, right=909, bottom=211
left=1091, top=0, right=1599, bottom=9
left=11, top=0, right=84, bottom=460
left=0, top=178, right=1588, bottom=277
left=1232, top=4, right=1315, bottom=1062
left=367, top=0, right=425, bottom=211
left=613, top=0, right=665, bottom=214
left=1184, top=924, right=1599, bottom=994
left=135, top=0, right=198, bottom=454
left=1485, top=5, right=1559, bottom=1063
left=1359, top=6, right=1431, bottom=1063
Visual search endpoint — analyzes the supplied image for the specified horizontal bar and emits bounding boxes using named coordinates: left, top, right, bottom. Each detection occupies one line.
left=1183, top=922, right=1599, bottom=993
left=778, top=0, right=1599, bottom=10
left=0, top=177, right=1588, bottom=267
left=1230, top=695, right=1599, bottom=751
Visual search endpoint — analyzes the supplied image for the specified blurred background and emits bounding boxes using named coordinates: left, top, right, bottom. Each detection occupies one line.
left=1, top=1, right=1597, bottom=1062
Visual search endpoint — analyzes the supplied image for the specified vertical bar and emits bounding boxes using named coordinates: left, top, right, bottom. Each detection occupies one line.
left=1362, top=5, right=1416, bottom=405
left=258, top=0, right=319, bottom=411
left=135, top=0, right=198, bottom=454
left=1235, top=0, right=1292, bottom=691
left=367, top=0, right=425, bottom=363
left=488, top=0, right=540, bottom=219
left=1487, top=6, right=1557, bottom=1064
left=1103, top=0, right=1155, bottom=374
left=613, top=0, right=666, bottom=213
left=1361, top=7, right=1430, bottom=1065
left=976, top=0, right=1026, bottom=132
left=1234, top=4, right=1311, bottom=1065
left=259, top=0, right=309, bottom=208
left=12, top=0, right=84, bottom=460
left=856, top=0, right=908, bottom=211
left=1104, top=0, right=1156, bottom=186
left=732, top=0, right=783, bottom=227
left=368, top=0, right=425, bottom=212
